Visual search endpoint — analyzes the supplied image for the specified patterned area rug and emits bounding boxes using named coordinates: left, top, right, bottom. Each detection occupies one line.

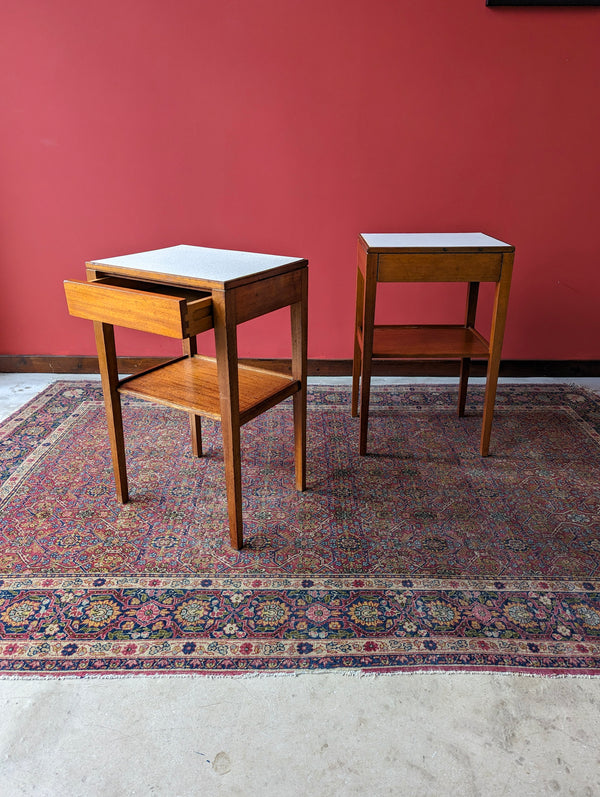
left=1, top=381, right=599, bottom=676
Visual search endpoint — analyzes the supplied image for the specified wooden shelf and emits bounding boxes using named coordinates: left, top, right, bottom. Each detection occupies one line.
left=118, top=355, right=300, bottom=425
left=367, top=325, right=490, bottom=359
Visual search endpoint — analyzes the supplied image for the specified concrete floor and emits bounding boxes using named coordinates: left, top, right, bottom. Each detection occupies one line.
left=1, top=374, right=600, bottom=797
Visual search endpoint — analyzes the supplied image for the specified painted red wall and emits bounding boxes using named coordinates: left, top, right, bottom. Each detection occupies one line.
left=1, top=0, right=599, bottom=360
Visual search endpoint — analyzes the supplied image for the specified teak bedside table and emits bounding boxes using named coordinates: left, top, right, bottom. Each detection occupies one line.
left=64, top=244, right=308, bottom=550
left=351, top=233, right=515, bottom=456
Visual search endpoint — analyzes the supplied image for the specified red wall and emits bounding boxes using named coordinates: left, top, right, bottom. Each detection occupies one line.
left=1, top=0, right=599, bottom=360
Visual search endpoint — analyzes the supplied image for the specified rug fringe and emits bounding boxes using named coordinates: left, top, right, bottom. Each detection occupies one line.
left=0, top=668, right=598, bottom=682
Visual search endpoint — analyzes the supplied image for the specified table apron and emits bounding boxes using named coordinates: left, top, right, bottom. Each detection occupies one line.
left=231, top=268, right=306, bottom=325
left=377, top=253, right=503, bottom=282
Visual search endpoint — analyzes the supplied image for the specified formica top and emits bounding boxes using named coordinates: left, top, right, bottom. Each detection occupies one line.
left=88, top=244, right=307, bottom=289
left=360, top=233, right=513, bottom=252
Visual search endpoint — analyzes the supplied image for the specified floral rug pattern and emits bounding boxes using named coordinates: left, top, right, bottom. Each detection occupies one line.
left=1, top=382, right=599, bottom=675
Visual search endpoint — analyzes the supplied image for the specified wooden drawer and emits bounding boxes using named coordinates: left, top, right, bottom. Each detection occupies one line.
left=64, top=277, right=213, bottom=338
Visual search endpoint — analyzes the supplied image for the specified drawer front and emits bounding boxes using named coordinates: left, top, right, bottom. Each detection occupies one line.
left=377, top=253, right=503, bottom=282
left=64, top=279, right=213, bottom=338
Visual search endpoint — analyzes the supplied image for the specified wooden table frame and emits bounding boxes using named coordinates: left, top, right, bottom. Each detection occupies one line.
left=351, top=233, right=515, bottom=456
left=65, top=245, right=308, bottom=550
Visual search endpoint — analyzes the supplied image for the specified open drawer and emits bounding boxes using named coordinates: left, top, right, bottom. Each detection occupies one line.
left=64, top=277, right=213, bottom=338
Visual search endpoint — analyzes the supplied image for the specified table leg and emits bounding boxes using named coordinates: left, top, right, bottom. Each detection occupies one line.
left=213, top=290, right=244, bottom=549
left=291, top=268, right=308, bottom=491
left=458, top=282, right=480, bottom=417
left=358, top=259, right=378, bottom=455
left=351, top=268, right=364, bottom=418
left=93, top=321, right=129, bottom=503
left=481, top=254, right=514, bottom=456
left=182, top=336, right=203, bottom=457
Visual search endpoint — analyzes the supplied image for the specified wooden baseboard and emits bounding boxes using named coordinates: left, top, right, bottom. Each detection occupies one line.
left=1, top=355, right=599, bottom=377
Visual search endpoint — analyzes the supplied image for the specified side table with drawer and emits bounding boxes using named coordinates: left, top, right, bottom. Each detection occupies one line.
left=64, top=244, right=308, bottom=550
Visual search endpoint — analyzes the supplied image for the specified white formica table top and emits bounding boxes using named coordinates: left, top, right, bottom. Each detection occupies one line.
left=88, top=244, right=306, bottom=289
left=360, top=233, right=513, bottom=251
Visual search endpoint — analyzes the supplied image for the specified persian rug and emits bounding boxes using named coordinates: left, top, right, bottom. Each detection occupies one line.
left=1, top=381, right=599, bottom=677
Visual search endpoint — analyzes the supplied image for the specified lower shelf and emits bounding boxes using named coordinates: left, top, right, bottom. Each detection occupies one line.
left=118, top=355, right=300, bottom=425
left=369, top=325, right=490, bottom=359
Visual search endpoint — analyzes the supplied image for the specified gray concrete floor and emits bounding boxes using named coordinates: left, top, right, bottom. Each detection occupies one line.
left=1, top=374, right=600, bottom=797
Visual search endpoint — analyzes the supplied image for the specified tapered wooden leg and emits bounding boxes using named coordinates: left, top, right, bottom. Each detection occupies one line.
left=458, top=282, right=480, bottom=418
left=182, top=337, right=202, bottom=457
left=480, top=255, right=514, bottom=456
left=358, top=258, right=378, bottom=455
left=480, top=363, right=498, bottom=457
left=213, top=291, right=244, bottom=549
left=458, top=358, right=471, bottom=417
left=220, top=414, right=243, bottom=549
left=291, top=269, right=308, bottom=491
left=292, top=392, right=306, bottom=491
left=188, top=415, right=203, bottom=458
left=93, top=321, right=128, bottom=503
left=351, top=268, right=365, bottom=418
